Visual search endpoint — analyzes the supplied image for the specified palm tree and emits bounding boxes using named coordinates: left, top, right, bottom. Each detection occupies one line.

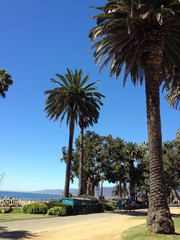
left=78, top=88, right=104, bottom=196
left=0, top=69, right=13, bottom=98
left=89, top=0, right=180, bottom=234
left=44, top=68, right=104, bottom=197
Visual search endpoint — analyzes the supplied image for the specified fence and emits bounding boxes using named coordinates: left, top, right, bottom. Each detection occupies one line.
left=0, top=198, right=61, bottom=207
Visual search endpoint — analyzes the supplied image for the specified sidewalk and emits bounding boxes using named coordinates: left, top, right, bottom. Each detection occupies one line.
left=0, top=210, right=148, bottom=240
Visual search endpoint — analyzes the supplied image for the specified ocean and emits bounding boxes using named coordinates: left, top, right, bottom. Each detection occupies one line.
left=0, top=191, right=61, bottom=200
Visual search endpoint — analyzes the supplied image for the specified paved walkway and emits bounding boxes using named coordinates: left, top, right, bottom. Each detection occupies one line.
left=0, top=210, right=148, bottom=240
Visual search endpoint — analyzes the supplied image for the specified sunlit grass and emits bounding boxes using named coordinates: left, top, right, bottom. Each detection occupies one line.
left=122, top=217, right=180, bottom=240
left=0, top=207, right=56, bottom=222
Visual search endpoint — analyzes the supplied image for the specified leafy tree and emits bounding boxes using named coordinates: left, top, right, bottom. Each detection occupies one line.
left=103, top=135, right=127, bottom=198
left=89, top=0, right=180, bottom=233
left=162, top=137, right=180, bottom=201
left=44, top=69, right=103, bottom=197
left=0, top=69, right=13, bottom=98
left=61, top=131, right=106, bottom=196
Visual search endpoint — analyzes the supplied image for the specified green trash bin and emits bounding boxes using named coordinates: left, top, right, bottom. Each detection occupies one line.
left=62, top=198, right=100, bottom=214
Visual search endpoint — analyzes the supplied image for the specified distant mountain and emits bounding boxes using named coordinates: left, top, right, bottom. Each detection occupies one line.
left=33, top=186, right=115, bottom=197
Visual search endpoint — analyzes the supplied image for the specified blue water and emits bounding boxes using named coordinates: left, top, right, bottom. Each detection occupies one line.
left=0, top=191, right=61, bottom=200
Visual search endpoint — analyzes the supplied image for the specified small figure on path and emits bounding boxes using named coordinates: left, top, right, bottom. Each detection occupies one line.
left=117, top=198, right=122, bottom=210
left=125, top=199, right=128, bottom=211
left=128, top=199, right=131, bottom=212
left=132, top=200, right=136, bottom=211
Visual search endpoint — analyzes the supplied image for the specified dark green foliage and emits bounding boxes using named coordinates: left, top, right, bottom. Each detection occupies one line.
left=22, top=203, right=48, bottom=214
left=47, top=206, right=67, bottom=216
left=44, top=200, right=62, bottom=210
left=0, top=69, right=13, bottom=98
left=73, top=202, right=103, bottom=214
left=77, top=194, right=98, bottom=203
left=60, top=204, right=73, bottom=215
left=102, top=202, right=117, bottom=211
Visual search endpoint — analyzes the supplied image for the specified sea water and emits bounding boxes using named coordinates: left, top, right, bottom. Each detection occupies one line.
left=0, top=191, right=61, bottom=199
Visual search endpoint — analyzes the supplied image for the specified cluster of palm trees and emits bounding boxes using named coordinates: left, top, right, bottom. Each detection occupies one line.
left=44, top=69, right=104, bottom=197
left=43, top=0, right=180, bottom=235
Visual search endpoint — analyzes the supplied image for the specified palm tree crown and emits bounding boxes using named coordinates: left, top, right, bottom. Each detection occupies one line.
left=0, top=69, right=13, bottom=98
left=89, top=0, right=180, bottom=85
left=44, top=68, right=104, bottom=125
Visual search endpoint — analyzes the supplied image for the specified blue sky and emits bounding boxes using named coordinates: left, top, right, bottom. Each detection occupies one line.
left=0, top=0, right=179, bottom=192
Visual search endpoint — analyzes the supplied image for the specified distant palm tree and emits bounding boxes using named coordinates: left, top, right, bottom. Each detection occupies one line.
left=44, top=69, right=104, bottom=197
left=0, top=69, right=13, bottom=98
left=89, top=0, right=180, bottom=234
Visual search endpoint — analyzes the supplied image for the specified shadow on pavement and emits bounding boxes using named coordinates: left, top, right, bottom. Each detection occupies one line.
left=111, top=210, right=148, bottom=217
left=0, top=227, right=35, bottom=239
left=171, top=213, right=180, bottom=218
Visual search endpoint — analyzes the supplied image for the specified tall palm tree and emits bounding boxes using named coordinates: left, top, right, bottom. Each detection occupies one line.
left=78, top=88, right=104, bottom=196
left=44, top=68, right=104, bottom=197
left=89, top=0, right=180, bottom=234
left=0, top=69, right=13, bottom=98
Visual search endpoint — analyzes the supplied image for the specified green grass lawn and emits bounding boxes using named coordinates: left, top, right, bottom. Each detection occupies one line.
left=0, top=207, right=56, bottom=222
left=122, top=217, right=180, bottom=240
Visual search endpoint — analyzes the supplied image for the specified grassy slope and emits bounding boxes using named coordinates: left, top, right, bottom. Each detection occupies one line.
left=0, top=207, right=56, bottom=222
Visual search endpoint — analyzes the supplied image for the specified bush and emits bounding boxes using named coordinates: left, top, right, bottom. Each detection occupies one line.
left=45, top=200, right=62, bottom=210
left=23, top=203, right=48, bottom=214
left=47, top=204, right=73, bottom=216
left=77, top=195, right=98, bottom=203
left=102, top=202, right=117, bottom=211
left=48, top=207, right=66, bottom=216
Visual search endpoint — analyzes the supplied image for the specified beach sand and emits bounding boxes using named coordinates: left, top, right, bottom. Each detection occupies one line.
left=21, top=207, right=180, bottom=240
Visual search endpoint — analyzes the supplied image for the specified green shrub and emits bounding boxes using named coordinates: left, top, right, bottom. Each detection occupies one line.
left=48, top=207, right=66, bottom=216
left=47, top=204, right=73, bottom=216
left=60, top=204, right=73, bottom=215
left=22, top=203, right=47, bottom=214
left=103, top=202, right=117, bottom=211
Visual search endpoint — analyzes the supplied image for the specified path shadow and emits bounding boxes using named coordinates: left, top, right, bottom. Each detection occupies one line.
left=171, top=213, right=180, bottom=218
left=111, top=210, right=148, bottom=217
left=0, top=229, right=35, bottom=239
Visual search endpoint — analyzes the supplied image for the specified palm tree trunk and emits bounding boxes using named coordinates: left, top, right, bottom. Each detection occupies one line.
left=100, top=174, right=103, bottom=203
left=145, top=64, right=174, bottom=234
left=64, top=115, right=75, bottom=198
left=78, top=122, right=84, bottom=196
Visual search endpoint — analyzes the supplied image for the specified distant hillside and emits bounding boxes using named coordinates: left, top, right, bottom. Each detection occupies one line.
left=33, top=186, right=115, bottom=197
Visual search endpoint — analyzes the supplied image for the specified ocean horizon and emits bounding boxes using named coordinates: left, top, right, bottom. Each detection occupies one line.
left=0, top=190, right=61, bottom=199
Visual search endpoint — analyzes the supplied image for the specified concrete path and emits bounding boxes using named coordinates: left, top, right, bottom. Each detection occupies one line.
left=0, top=210, right=148, bottom=240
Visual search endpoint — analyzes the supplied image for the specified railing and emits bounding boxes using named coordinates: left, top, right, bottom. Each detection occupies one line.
left=0, top=198, right=61, bottom=207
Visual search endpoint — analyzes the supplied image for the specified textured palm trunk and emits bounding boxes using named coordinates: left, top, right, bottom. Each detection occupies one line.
left=100, top=174, right=103, bottom=203
left=145, top=64, right=174, bottom=233
left=64, top=115, right=75, bottom=198
left=78, top=120, right=84, bottom=196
